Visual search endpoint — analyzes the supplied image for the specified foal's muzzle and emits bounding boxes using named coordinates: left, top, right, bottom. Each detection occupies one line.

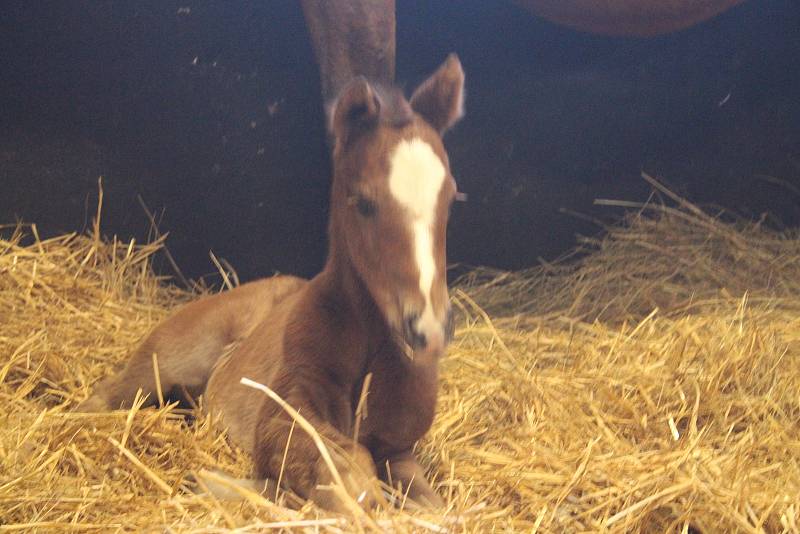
left=402, top=307, right=455, bottom=358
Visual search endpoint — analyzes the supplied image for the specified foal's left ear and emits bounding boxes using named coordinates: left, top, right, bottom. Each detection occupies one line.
left=330, top=76, right=381, bottom=148
left=410, top=54, right=465, bottom=134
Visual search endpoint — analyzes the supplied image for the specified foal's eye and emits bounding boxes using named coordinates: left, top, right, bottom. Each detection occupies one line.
left=353, top=196, right=377, bottom=218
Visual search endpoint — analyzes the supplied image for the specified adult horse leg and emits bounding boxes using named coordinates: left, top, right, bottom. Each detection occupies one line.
left=300, top=0, right=396, bottom=103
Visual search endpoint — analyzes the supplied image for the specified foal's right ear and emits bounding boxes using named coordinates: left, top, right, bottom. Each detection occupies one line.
left=329, top=76, right=381, bottom=148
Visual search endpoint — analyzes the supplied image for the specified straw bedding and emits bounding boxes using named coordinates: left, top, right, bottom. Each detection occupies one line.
left=2, top=179, right=799, bottom=532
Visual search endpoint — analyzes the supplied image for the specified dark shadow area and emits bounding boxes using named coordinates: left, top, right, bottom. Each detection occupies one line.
left=1, top=0, right=798, bottom=281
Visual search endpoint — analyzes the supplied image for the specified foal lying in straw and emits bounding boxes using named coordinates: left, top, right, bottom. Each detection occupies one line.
left=79, top=54, right=466, bottom=512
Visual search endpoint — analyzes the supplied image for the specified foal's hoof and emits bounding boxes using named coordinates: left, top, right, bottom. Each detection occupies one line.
left=74, top=395, right=108, bottom=412
left=411, top=489, right=445, bottom=509
left=391, top=485, right=445, bottom=510
left=189, top=469, right=278, bottom=501
left=311, top=452, right=381, bottom=512
left=309, top=477, right=381, bottom=514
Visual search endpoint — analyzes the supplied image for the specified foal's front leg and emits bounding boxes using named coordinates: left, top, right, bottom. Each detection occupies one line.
left=381, top=449, right=444, bottom=508
left=252, top=381, right=381, bottom=512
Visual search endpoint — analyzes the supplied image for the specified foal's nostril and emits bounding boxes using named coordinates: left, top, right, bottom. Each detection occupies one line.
left=403, top=314, right=427, bottom=350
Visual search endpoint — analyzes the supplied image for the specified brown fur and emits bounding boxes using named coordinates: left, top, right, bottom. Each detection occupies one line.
left=78, top=55, right=466, bottom=511
left=513, top=0, right=746, bottom=37
left=300, top=0, right=396, bottom=103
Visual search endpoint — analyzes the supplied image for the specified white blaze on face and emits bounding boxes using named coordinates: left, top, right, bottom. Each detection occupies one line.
left=388, top=137, right=446, bottom=334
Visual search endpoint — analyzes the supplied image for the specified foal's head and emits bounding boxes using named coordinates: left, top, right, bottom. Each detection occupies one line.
left=328, top=54, right=465, bottom=360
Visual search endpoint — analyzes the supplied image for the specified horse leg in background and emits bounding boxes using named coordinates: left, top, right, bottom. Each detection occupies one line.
left=300, top=0, right=395, bottom=102
left=77, top=277, right=305, bottom=411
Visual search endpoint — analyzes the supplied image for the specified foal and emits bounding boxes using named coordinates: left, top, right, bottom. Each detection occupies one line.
left=79, top=54, right=465, bottom=511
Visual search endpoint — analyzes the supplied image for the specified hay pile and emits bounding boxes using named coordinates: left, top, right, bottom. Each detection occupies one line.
left=2, top=182, right=799, bottom=532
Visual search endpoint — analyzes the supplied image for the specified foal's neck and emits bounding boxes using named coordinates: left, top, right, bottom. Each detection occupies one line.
left=318, top=246, right=389, bottom=352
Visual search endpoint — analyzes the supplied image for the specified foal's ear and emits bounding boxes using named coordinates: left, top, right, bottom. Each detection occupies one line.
left=410, top=54, right=465, bottom=134
left=330, top=76, right=381, bottom=146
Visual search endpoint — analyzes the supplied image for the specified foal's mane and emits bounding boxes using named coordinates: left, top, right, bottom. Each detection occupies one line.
left=327, top=83, right=414, bottom=134
left=371, top=85, right=414, bottom=128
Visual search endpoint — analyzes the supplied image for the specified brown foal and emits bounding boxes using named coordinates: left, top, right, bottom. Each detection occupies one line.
left=79, top=54, right=465, bottom=511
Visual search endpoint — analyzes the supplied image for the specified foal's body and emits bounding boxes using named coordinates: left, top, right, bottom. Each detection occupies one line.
left=80, top=55, right=466, bottom=510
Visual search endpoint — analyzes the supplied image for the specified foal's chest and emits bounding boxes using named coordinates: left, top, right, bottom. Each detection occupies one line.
left=357, top=355, right=439, bottom=458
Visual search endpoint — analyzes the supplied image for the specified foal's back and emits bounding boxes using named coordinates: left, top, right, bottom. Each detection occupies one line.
left=76, top=274, right=306, bottom=414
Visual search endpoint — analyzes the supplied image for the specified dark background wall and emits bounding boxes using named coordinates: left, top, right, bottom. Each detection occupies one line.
left=1, top=1, right=798, bottom=283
